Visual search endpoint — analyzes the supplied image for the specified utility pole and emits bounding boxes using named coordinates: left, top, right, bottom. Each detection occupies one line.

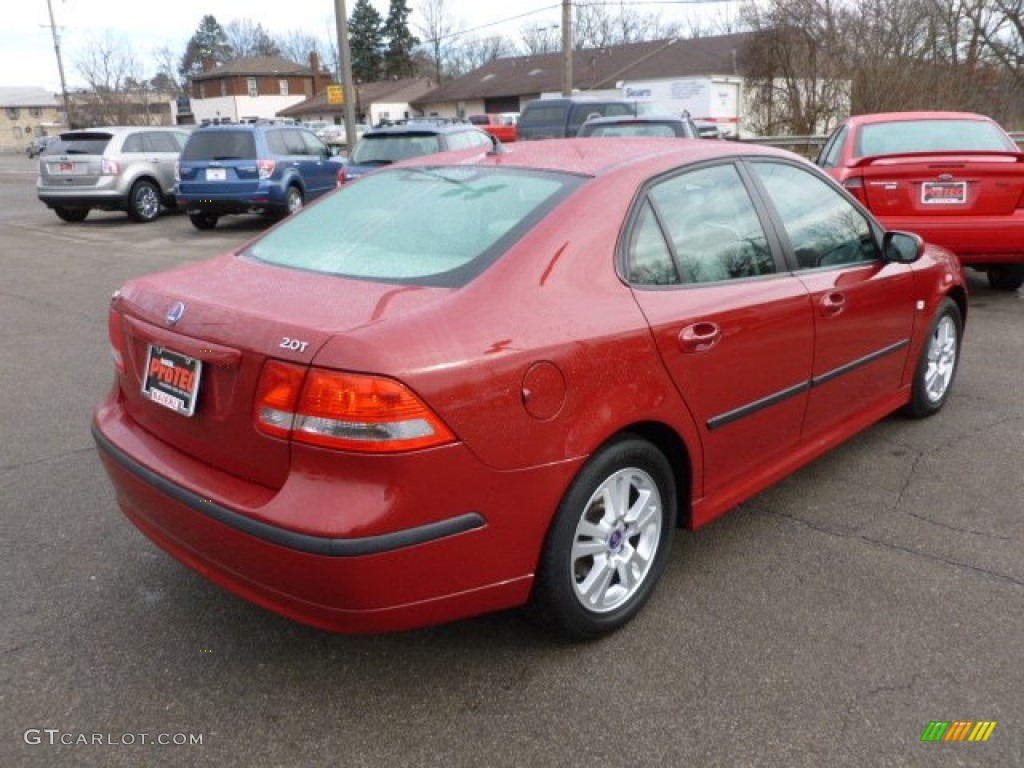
left=333, top=0, right=358, bottom=149
left=44, top=0, right=73, bottom=129
left=561, top=0, right=573, bottom=96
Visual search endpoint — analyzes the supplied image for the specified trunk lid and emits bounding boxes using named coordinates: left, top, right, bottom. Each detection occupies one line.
left=39, top=131, right=112, bottom=189
left=113, top=253, right=451, bottom=489
left=857, top=151, right=1024, bottom=216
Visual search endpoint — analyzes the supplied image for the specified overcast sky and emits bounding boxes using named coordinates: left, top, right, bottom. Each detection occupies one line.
left=4, top=0, right=739, bottom=92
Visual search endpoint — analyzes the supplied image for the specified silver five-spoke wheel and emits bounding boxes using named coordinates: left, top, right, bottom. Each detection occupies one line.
left=923, top=314, right=957, bottom=404
left=570, top=468, right=663, bottom=613
left=532, top=436, right=675, bottom=640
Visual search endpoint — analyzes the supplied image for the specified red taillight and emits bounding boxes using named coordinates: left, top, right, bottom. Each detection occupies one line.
left=336, top=166, right=348, bottom=186
left=843, top=176, right=867, bottom=205
left=101, top=158, right=121, bottom=176
left=254, top=362, right=455, bottom=453
left=258, top=159, right=275, bottom=180
left=108, top=307, right=126, bottom=374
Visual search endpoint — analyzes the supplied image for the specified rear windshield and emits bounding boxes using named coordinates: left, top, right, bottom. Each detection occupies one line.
left=583, top=122, right=680, bottom=138
left=349, top=133, right=443, bottom=165
left=181, top=131, right=258, bottom=161
left=43, top=132, right=112, bottom=156
left=467, top=115, right=490, bottom=125
left=243, top=166, right=586, bottom=286
left=857, top=119, right=1015, bottom=156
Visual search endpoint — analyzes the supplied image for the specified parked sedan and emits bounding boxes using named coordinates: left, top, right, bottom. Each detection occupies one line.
left=93, top=139, right=966, bottom=640
left=578, top=114, right=700, bottom=139
left=817, top=111, right=1024, bottom=290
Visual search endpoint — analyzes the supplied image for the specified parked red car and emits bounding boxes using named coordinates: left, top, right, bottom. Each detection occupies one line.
left=468, top=113, right=518, bottom=143
left=93, top=139, right=966, bottom=639
left=817, top=111, right=1024, bottom=290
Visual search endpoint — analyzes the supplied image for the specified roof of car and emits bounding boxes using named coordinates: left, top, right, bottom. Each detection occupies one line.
left=582, top=115, right=688, bottom=126
left=846, top=111, right=995, bottom=126
left=398, top=136, right=798, bottom=178
left=363, top=121, right=483, bottom=136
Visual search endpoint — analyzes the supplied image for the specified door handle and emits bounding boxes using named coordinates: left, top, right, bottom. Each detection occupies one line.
left=819, top=291, right=846, bottom=317
left=678, top=322, right=722, bottom=353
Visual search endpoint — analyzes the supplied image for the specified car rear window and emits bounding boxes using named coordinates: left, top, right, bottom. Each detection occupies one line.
left=181, top=130, right=258, bottom=161
left=243, top=166, right=586, bottom=286
left=857, top=119, right=1015, bottom=156
left=584, top=122, right=679, bottom=138
left=350, top=133, right=444, bottom=165
left=43, top=132, right=112, bottom=156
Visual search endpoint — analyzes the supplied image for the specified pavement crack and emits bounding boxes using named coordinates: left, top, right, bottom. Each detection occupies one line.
left=906, top=511, right=1018, bottom=542
left=768, top=509, right=1024, bottom=589
left=0, top=447, right=96, bottom=474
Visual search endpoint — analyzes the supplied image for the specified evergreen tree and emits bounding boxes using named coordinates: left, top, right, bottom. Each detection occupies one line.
left=383, top=0, right=420, bottom=79
left=349, top=0, right=385, bottom=83
left=179, top=15, right=234, bottom=81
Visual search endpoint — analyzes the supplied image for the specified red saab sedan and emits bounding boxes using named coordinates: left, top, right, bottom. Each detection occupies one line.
left=93, top=139, right=967, bottom=640
left=817, top=111, right=1024, bottom=291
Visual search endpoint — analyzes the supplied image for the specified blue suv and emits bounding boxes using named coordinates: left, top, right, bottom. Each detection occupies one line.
left=176, top=121, right=341, bottom=230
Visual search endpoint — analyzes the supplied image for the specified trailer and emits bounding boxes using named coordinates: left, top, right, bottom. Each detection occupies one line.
left=622, top=77, right=743, bottom=137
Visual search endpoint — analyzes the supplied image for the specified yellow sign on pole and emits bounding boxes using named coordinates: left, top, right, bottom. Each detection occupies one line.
left=326, top=85, right=344, bottom=105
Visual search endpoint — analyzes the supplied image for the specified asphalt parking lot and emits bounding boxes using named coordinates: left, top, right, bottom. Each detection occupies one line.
left=1, top=151, right=1021, bottom=767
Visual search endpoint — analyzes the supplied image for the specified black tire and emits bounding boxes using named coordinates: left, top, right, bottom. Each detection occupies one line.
left=127, top=179, right=161, bottom=223
left=904, top=298, right=962, bottom=419
left=285, top=185, right=304, bottom=215
left=53, top=207, right=89, bottom=223
left=189, top=212, right=218, bottom=231
left=986, top=265, right=1024, bottom=292
left=530, top=436, right=676, bottom=640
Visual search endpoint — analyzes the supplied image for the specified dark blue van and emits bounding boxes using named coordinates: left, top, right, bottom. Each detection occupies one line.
left=176, top=121, right=341, bottom=230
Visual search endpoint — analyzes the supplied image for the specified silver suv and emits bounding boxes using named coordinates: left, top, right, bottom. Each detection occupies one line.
left=37, top=126, right=189, bottom=223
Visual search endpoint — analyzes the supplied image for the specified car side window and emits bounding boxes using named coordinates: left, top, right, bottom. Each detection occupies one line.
left=817, top=125, right=848, bottom=168
left=647, top=164, right=776, bottom=284
left=750, top=161, right=878, bottom=270
left=146, top=132, right=180, bottom=153
left=266, top=130, right=289, bottom=155
left=444, top=131, right=470, bottom=151
left=283, top=129, right=308, bottom=155
left=626, top=200, right=680, bottom=286
left=121, top=133, right=145, bottom=153
left=300, top=130, right=327, bottom=156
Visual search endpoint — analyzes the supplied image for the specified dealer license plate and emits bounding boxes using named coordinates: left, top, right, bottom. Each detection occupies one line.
left=142, top=345, right=202, bottom=417
left=921, top=181, right=966, bottom=205
left=206, top=168, right=227, bottom=181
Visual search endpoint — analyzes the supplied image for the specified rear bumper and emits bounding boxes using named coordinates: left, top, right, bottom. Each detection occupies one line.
left=176, top=182, right=289, bottom=215
left=92, top=394, right=578, bottom=633
left=38, top=189, right=128, bottom=210
left=877, top=213, right=1024, bottom=264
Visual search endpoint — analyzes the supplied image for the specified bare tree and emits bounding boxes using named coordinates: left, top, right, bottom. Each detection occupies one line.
left=74, top=32, right=151, bottom=126
left=223, top=19, right=282, bottom=58
left=520, top=22, right=561, bottom=55
left=450, top=35, right=516, bottom=77
left=573, top=1, right=681, bottom=49
left=152, top=45, right=185, bottom=95
left=416, top=0, right=462, bottom=81
left=277, top=29, right=329, bottom=71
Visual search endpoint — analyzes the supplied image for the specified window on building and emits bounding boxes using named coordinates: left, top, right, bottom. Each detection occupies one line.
left=247, top=78, right=258, bottom=97
left=29, top=107, right=42, bottom=118
left=279, top=79, right=288, bottom=96
left=220, top=80, right=228, bottom=97
left=6, top=108, right=20, bottom=119
left=199, top=82, right=206, bottom=99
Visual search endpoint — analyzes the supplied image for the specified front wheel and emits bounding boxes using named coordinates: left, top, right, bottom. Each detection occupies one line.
left=127, top=179, right=161, bottom=222
left=986, top=265, right=1024, bottom=292
left=189, top=212, right=218, bottom=230
left=904, top=298, right=962, bottom=418
left=530, top=436, right=676, bottom=640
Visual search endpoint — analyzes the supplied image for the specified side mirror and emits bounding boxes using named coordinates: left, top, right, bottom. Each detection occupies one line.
left=883, top=231, right=923, bottom=264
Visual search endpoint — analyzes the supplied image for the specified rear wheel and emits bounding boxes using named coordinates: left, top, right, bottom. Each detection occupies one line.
left=904, top=298, right=962, bottom=418
left=53, top=207, right=89, bottom=223
left=127, top=179, right=161, bottom=222
left=285, top=185, right=304, bottom=215
left=986, top=265, right=1024, bottom=292
left=531, top=436, right=676, bottom=640
left=189, top=212, right=218, bottom=230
